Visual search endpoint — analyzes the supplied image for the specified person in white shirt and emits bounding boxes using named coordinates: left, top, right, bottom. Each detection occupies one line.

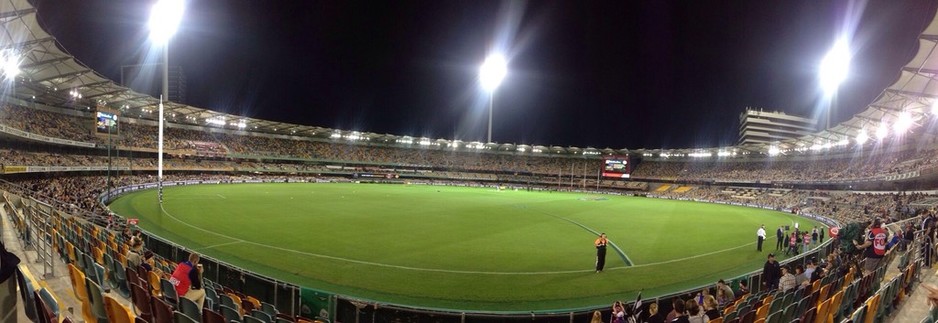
left=757, top=225, right=766, bottom=252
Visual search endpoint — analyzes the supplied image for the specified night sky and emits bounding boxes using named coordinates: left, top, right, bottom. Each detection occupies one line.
left=32, top=0, right=938, bottom=149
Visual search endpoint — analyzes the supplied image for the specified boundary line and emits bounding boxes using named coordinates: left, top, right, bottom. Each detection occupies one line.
left=534, top=210, right=634, bottom=266
left=194, top=240, right=242, bottom=251
left=156, top=204, right=774, bottom=275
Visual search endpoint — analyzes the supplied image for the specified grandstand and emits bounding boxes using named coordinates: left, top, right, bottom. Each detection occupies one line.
left=0, top=0, right=937, bottom=322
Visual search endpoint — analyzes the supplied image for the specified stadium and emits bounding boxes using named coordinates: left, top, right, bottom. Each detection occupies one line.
left=1, top=0, right=938, bottom=323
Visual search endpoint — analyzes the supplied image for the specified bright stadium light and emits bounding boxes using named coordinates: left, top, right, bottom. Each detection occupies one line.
left=479, top=53, right=507, bottom=92
left=894, top=111, right=913, bottom=135
left=479, top=53, right=508, bottom=143
left=148, top=0, right=185, bottom=204
left=819, top=39, right=851, bottom=95
left=932, top=100, right=938, bottom=116
left=768, top=146, right=780, bottom=156
left=876, top=122, right=889, bottom=140
left=1, top=51, right=20, bottom=80
left=149, top=0, right=185, bottom=44
left=855, top=129, right=869, bottom=145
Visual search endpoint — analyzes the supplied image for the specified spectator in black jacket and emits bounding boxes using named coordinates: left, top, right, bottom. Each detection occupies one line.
left=762, top=253, right=781, bottom=290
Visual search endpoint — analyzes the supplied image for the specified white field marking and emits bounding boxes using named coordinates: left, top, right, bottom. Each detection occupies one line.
left=195, top=240, right=242, bottom=251
left=629, top=238, right=770, bottom=268
left=216, top=194, right=226, bottom=199
left=157, top=204, right=767, bottom=275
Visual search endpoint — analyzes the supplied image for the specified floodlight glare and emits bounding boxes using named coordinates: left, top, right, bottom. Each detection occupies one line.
left=768, top=146, right=780, bottom=156
left=876, top=123, right=889, bottom=140
left=855, top=129, right=868, bottom=145
left=149, top=0, right=185, bottom=44
left=932, top=100, right=938, bottom=116
left=894, top=111, right=913, bottom=135
left=479, top=53, right=507, bottom=92
left=1, top=51, right=20, bottom=79
left=819, top=39, right=851, bottom=94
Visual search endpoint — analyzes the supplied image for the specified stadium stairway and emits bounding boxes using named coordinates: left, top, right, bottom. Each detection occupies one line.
left=1, top=201, right=135, bottom=322
left=892, top=264, right=938, bottom=322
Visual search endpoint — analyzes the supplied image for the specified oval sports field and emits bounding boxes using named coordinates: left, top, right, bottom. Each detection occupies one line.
left=107, top=182, right=824, bottom=311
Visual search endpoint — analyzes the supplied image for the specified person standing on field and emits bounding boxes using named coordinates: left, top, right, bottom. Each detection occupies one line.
left=756, top=225, right=766, bottom=252
left=595, top=233, right=608, bottom=273
left=776, top=226, right=785, bottom=250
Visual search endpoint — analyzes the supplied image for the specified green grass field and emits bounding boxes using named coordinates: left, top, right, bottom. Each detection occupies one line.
left=107, top=183, right=823, bottom=311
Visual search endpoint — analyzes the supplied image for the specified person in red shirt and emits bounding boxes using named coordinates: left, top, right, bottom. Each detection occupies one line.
left=854, top=218, right=889, bottom=274
left=170, top=252, right=206, bottom=310
left=595, top=233, right=608, bottom=273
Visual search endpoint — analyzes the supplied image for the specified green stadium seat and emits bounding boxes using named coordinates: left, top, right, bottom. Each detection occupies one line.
left=174, top=311, right=199, bottom=323
left=179, top=297, right=202, bottom=322
left=220, top=305, right=241, bottom=323
left=85, top=277, right=109, bottom=323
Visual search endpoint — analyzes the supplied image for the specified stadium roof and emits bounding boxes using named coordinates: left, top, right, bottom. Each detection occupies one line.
left=1, top=0, right=937, bottom=157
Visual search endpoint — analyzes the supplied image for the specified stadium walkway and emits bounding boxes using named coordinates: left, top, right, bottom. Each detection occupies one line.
left=892, top=260, right=935, bottom=322
left=1, top=202, right=133, bottom=322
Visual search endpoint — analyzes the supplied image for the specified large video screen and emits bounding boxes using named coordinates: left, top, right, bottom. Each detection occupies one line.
left=96, top=111, right=118, bottom=134
left=602, top=156, right=631, bottom=178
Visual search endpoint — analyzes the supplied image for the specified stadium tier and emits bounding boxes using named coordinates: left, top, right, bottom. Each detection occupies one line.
left=3, top=0, right=938, bottom=322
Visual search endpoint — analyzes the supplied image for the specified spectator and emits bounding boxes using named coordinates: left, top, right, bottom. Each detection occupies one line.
left=778, top=266, right=797, bottom=292
left=671, top=300, right=689, bottom=323
left=685, top=299, right=708, bottom=323
left=854, top=218, right=888, bottom=274
left=715, top=280, right=734, bottom=303
left=170, top=252, right=206, bottom=311
left=762, top=254, right=780, bottom=290
left=646, top=302, right=664, bottom=323
left=590, top=311, right=603, bottom=323
left=702, top=295, right=721, bottom=321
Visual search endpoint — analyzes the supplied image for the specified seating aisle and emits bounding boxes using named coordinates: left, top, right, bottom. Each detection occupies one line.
left=1, top=201, right=133, bottom=322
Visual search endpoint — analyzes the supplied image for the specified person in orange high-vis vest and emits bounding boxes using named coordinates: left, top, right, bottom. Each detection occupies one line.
left=595, top=233, right=608, bottom=273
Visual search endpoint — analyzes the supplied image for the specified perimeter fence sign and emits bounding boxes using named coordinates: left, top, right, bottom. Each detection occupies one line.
left=300, top=287, right=336, bottom=322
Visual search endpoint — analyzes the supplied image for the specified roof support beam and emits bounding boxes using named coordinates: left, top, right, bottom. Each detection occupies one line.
left=85, top=88, right=128, bottom=99
left=19, top=55, right=71, bottom=69
left=884, top=88, right=938, bottom=99
left=0, top=7, right=36, bottom=19
left=0, top=36, right=53, bottom=50
left=33, top=69, right=88, bottom=83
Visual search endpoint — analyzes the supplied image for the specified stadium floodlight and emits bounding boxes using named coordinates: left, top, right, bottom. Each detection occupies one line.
left=855, top=129, right=868, bottom=145
left=479, top=53, right=507, bottom=143
left=819, top=39, right=851, bottom=95
left=479, top=53, right=507, bottom=92
left=1, top=51, right=20, bottom=80
left=875, top=122, right=889, bottom=140
left=932, top=100, right=938, bottom=116
left=894, top=111, right=913, bottom=135
left=148, top=0, right=185, bottom=204
left=768, top=146, right=780, bottom=156
left=148, top=0, right=185, bottom=45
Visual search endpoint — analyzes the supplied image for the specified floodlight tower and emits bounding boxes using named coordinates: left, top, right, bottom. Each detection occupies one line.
left=819, top=39, right=851, bottom=129
left=149, top=0, right=185, bottom=204
left=479, top=53, right=507, bottom=143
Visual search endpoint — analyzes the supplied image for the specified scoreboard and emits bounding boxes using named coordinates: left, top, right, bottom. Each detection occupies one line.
left=95, top=110, right=119, bottom=135
left=602, top=156, right=631, bottom=178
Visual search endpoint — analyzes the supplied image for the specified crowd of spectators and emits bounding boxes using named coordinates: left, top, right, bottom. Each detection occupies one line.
left=4, top=104, right=938, bottom=184
left=632, top=147, right=938, bottom=183
left=1, top=174, right=325, bottom=225
left=0, top=105, right=98, bottom=142
left=654, top=186, right=936, bottom=225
